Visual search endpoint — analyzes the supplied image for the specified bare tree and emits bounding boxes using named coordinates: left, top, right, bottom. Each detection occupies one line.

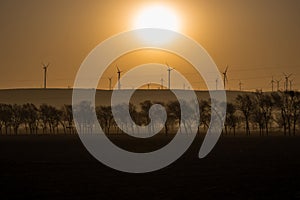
left=236, top=94, right=253, bottom=135
left=198, top=100, right=211, bottom=134
left=272, top=91, right=297, bottom=136
left=0, top=104, right=12, bottom=134
left=96, top=106, right=113, bottom=135
left=60, top=105, right=74, bottom=134
left=225, top=102, right=238, bottom=136
left=253, top=92, right=274, bottom=136
left=11, top=104, right=24, bottom=135
left=22, top=103, right=39, bottom=134
left=290, top=91, right=300, bottom=135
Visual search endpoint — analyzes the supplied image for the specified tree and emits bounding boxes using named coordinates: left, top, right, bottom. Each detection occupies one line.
left=112, top=103, right=138, bottom=135
left=11, top=104, right=24, bottom=135
left=96, top=106, right=113, bottom=135
left=0, top=104, right=12, bottom=134
left=272, top=91, right=298, bottom=136
left=198, top=100, right=211, bottom=134
left=22, top=103, right=39, bottom=134
left=39, top=104, right=62, bottom=134
left=73, top=101, right=95, bottom=134
left=290, top=91, right=300, bottom=135
left=236, top=94, right=253, bottom=135
left=166, top=101, right=180, bottom=134
left=252, top=92, right=274, bottom=136
left=225, top=103, right=238, bottom=136
left=61, top=105, right=74, bottom=134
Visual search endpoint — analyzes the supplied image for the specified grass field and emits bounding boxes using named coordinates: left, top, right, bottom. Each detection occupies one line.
left=1, top=134, right=300, bottom=199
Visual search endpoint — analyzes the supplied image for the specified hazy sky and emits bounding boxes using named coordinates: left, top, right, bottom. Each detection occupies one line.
left=0, top=0, right=299, bottom=91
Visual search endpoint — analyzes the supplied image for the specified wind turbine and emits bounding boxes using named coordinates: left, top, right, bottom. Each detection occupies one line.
left=275, top=79, right=281, bottom=91
left=290, top=79, right=294, bottom=91
left=42, top=62, right=49, bottom=89
left=222, top=66, right=229, bottom=90
left=239, top=80, right=243, bottom=91
left=160, top=78, right=164, bottom=89
left=166, top=62, right=174, bottom=89
left=271, top=76, right=275, bottom=92
left=108, top=77, right=113, bottom=90
left=117, top=66, right=122, bottom=90
left=283, top=73, right=292, bottom=92
left=215, top=77, right=219, bottom=90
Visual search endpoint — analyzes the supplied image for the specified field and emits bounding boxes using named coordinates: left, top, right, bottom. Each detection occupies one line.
left=0, top=88, right=244, bottom=107
left=1, top=134, right=300, bottom=199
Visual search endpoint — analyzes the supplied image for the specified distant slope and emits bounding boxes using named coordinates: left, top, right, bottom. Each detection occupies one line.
left=0, top=88, right=251, bottom=107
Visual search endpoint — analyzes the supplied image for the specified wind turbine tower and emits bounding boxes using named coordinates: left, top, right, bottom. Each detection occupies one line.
left=290, top=79, right=294, bottom=91
left=222, top=66, right=229, bottom=90
left=160, top=78, right=164, bottom=89
left=283, top=73, right=292, bottom=92
left=271, top=77, right=275, bottom=92
left=42, top=63, right=49, bottom=89
left=239, top=80, right=243, bottom=91
left=166, top=62, right=174, bottom=89
left=117, top=66, right=122, bottom=90
left=215, top=78, right=219, bottom=90
left=275, top=79, right=281, bottom=91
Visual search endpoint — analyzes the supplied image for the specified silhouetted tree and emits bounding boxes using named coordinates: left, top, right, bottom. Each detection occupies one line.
left=166, top=101, right=180, bottom=134
left=96, top=106, right=113, bottom=135
left=22, top=103, right=39, bottom=134
left=271, top=91, right=298, bottom=136
left=252, top=92, right=274, bottom=136
left=11, top=104, right=24, bottom=135
left=290, top=91, right=300, bottom=135
left=73, top=101, right=95, bottom=134
left=0, top=104, right=12, bottom=134
left=198, top=100, right=211, bottom=134
left=60, top=105, right=74, bottom=134
left=236, top=94, right=253, bottom=135
left=225, top=102, right=238, bottom=136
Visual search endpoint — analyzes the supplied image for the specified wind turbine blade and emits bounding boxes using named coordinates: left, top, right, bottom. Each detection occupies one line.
left=225, top=66, right=229, bottom=73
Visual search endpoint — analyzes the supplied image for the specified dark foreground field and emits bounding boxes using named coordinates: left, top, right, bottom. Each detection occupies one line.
left=1, top=134, right=300, bottom=199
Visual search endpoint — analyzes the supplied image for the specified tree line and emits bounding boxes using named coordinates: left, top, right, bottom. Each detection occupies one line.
left=0, top=91, right=299, bottom=136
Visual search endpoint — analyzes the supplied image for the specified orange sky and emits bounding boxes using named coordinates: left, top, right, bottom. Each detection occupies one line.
left=0, top=0, right=299, bottom=91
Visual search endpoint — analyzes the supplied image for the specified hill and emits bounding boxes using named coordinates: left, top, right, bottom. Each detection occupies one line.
left=0, top=88, right=250, bottom=107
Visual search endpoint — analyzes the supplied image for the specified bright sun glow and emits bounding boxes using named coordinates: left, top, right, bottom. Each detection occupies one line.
left=134, top=5, right=180, bottom=31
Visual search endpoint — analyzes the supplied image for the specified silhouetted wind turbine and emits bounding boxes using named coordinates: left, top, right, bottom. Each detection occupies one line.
left=275, top=79, right=281, bottom=91
left=42, top=62, right=49, bottom=89
left=290, top=79, right=294, bottom=91
left=271, top=77, right=275, bottom=92
left=166, top=62, right=174, bottom=89
left=215, top=77, right=219, bottom=90
left=222, top=66, right=229, bottom=90
left=239, top=80, right=243, bottom=91
left=283, top=73, right=292, bottom=91
left=117, top=66, right=122, bottom=90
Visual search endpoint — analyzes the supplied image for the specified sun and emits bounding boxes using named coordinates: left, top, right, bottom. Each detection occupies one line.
left=134, top=5, right=180, bottom=31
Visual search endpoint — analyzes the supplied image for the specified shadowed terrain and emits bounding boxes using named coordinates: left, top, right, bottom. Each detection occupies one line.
left=1, top=134, right=300, bottom=199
